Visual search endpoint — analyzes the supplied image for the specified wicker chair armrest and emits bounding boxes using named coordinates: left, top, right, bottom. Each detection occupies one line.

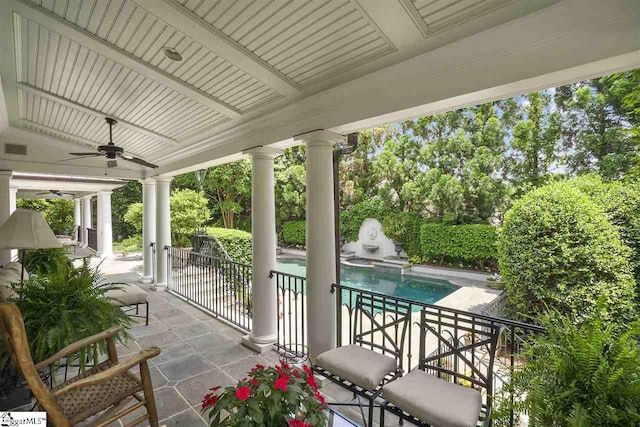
left=52, top=347, right=160, bottom=397
left=35, top=326, right=123, bottom=370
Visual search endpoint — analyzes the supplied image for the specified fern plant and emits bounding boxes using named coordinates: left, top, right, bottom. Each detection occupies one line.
left=1, top=259, right=132, bottom=379
left=495, top=309, right=640, bottom=426
left=23, top=247, right=70, bottom=275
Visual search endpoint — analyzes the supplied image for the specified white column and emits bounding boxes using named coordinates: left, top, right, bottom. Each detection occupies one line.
left=241, top=147, right=282, bottom=352
left=82, top=195, right=92, bottom=247
left=295, top=130, right=344, bottom=362
left=0, top=170, right=13, bottom=266
left=9, top=186, right=17, bottom=261
left=140, top=179, right=156, bottom=284
left=73, top=198, right=81, bottom=240
left=153, top=177, right=172, bottom=291
left=96, top=191, right=113, bottom=258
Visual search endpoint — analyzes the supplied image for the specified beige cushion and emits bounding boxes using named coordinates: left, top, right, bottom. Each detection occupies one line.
left=0, top=269, right=20, bottom=301
left=315, top=345, right=397, bottom=390
left=105, top=285, right=148, bottom=306
left=383, top=369, right=482, bottom=427
left=4, top=262, right=29, bottom=277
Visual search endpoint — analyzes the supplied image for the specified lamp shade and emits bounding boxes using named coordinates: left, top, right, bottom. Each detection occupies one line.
left=0, top=209, right=62, bottom=249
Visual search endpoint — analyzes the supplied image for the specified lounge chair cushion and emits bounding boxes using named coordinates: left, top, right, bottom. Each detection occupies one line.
left=105, top=285, right=148, bottom=306
left=315, top=345, right=397, bottom=390
left=383, top=369, right=482, bottom=427
left=4, top=262, right=29, bottom=278
left=0, top=269, right=20, bottom=301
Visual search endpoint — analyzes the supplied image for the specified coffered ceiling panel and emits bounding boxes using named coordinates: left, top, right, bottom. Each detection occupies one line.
left=14, top=14, right=230, bottom=143
left=18, top=89, right=163, bottom=159
left=23, top=0, right=282, bottom=112
left=402, top=0, right=516, bottom=36
left=174, top=0, right=396, bottom=87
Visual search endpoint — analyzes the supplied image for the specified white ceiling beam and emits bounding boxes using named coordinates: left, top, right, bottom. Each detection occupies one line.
left=17, top=83, right=179, bottom=146
left=10, top=0, right=241, bottom=119
left=20, top=120, right=100, bottom=148
left=139, top=0, right=298, bottom=96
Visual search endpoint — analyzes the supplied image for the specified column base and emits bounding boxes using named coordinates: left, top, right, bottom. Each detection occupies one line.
left=151, top=283, right=167, bottom=292
left=139, top=275, right=154, bottom=284
left=241, top=335, right=276, bottom=354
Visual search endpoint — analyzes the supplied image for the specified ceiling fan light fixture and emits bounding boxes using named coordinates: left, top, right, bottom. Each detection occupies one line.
left=163, top=47, right=183, bottom=62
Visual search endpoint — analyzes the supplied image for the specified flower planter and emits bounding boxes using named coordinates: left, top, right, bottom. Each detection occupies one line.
left=393, top=242, right=405, bottom=257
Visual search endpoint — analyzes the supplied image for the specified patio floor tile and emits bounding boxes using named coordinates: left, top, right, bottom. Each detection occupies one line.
left=135, top=331, right=182, bottom=348
left=185, top=332, right=232, bottom=351
left=173, top=323, right=214, bottom=340
left=163, top=408, right=207, bottom=427
left=130, top=321, right=168, bottom=338
left=158, top=354, right=216, bottom=382
left=203, top=343, right=253, bottom=367
left=153, top=307, right=187, bottom=319
left=175, top=369, right=235, bottom=406
left=220, top=356, right=271, bottom=381
left=160, top=314, right=201, bottom=329
left=153, top=342, right=195, bottom=365
left=121, top=387, right=190, bottom=426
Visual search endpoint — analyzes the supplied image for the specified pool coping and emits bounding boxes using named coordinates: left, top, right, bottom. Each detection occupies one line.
left=276, top=253, right=503, bottom=315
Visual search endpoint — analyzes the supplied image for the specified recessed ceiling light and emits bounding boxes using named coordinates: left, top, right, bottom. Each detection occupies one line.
left=163, top=47, right=183, bottom=62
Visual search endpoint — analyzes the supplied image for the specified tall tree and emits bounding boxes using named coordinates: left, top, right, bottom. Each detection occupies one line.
left=206, top=160, right=251, bottom=229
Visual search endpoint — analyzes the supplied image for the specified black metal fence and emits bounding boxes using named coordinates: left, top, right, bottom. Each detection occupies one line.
left=270, top=270, right=306, bottom=357
left=166, top=246, right=253, bottom=332
left=150, top=242, right=156, bottom=284
left=334, top=284, right=544, bottom=426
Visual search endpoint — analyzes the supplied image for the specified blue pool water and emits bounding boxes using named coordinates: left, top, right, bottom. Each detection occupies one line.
left=276, top=257, right=458, bottom=305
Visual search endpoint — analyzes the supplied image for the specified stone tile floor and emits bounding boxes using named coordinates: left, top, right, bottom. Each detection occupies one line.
left=8, top=254, right=404, bottom=426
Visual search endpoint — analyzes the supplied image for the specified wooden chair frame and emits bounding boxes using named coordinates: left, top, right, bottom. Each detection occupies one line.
left=0, top=302, right=161, bottom=427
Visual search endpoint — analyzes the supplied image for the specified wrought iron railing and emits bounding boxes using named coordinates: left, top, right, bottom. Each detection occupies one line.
left=166, top=246, right=253, bottom=332
left=270, top=270, right=306, bottom=357
left=333, top=284, right=544, bottom=427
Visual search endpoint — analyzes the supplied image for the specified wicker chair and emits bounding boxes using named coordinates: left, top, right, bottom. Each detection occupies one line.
left=0, top=302, right=162, bottom=427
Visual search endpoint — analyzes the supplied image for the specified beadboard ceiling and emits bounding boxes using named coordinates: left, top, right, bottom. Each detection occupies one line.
left=0, top=0, right=567, bottom=170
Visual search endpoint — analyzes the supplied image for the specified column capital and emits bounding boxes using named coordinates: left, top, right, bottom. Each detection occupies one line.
left=0, top=170, right=13, bottom=177
left=243, top=146, right=283, bottom=159
left=97, top=190, right=112, bottom=196
left=152, top=176, right=173, bottom=183
left=82, top=194, right=93, bottom=200
left=294, top=130, right=345, bottom=146
left=139, top=178, right=157, bottom=186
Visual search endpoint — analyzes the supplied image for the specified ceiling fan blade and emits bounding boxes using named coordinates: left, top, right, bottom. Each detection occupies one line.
left=69, top=152, right=100, bottom=156
left=120, top=154, right=158, bottom=168
left=59, top=154, right=103, bottom=162
left=35, top=192, right=48, bottom=196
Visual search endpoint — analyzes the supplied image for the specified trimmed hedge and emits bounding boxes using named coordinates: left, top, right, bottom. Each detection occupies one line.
left=207, top=227, right=252, bottom=265
left=498, top=181, right=637, bottom=325
left=416, top=223, right=497, bottom=269
left=340, top=199, right=385, bottom=242
left=282, top=221, right=306, bottom=247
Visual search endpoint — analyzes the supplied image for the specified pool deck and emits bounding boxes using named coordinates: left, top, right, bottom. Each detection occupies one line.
left=279, top=249, right=503, bottom=315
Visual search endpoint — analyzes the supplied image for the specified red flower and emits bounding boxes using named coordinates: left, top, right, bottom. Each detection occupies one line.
left=251, top=364, right=265, bottom=372
left=314, top=390, right=326, bottom=406
left=293, top=370, right=300, bottom=378
left=210, top=386, right=221, bottom=392
left=201, top=392, right=218, bottom=409
left=306, top=374, right=317, bottom=390
left=235, top=386, right=251, bottom=401
left=303, top=365, right=312, bottom=376
left=274, top=376, right=289, bottom=391
left=281, top=362, right=291, bottom=370
left=250, top=378, right=259, bottom=387
left=289, top=420, right=310, bottom=427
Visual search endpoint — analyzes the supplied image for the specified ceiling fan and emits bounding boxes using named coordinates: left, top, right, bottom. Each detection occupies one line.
left=62, top=118, right=158, bottom=169
left=36, top=189, right=74, bottom=197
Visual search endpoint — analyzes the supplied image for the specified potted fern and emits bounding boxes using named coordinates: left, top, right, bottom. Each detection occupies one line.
left=0, top=259, right=132, bottom=384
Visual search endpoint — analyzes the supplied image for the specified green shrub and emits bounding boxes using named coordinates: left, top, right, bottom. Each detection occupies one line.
left=207, top=227, right=252, bottom=265
left=495, top=309, right=640, bottom=426
left=124, top=202, right=143, bottom=232
left=1, top=260, right=132, bottom=374
left=573, top=174, right=640, bottom=289
left=498, top=181, right=636, bottom=324
left=113, top=235, right=143, bottom=253
left=23, top=248, right=69, bottom=275
left=282, top=221, right=306, bottom=246
left=340, top=198, right=385, bottom=242
left=171, top=189, right=211, bottom=245
left=417, top=223, right=497, bottom=269
left=17, top=199, right=74, bottom=235
left=381, top=212, right=412, bottom=243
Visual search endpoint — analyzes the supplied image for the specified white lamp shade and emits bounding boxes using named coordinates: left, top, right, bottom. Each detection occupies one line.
left=0, top=209, right=62, bottom=249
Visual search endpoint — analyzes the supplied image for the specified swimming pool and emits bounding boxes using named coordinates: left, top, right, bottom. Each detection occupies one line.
left=276, top=257, right=458, bottom=305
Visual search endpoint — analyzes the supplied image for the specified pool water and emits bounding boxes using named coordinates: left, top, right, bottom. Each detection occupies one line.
left=276, top=257, right=458, bottom=305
